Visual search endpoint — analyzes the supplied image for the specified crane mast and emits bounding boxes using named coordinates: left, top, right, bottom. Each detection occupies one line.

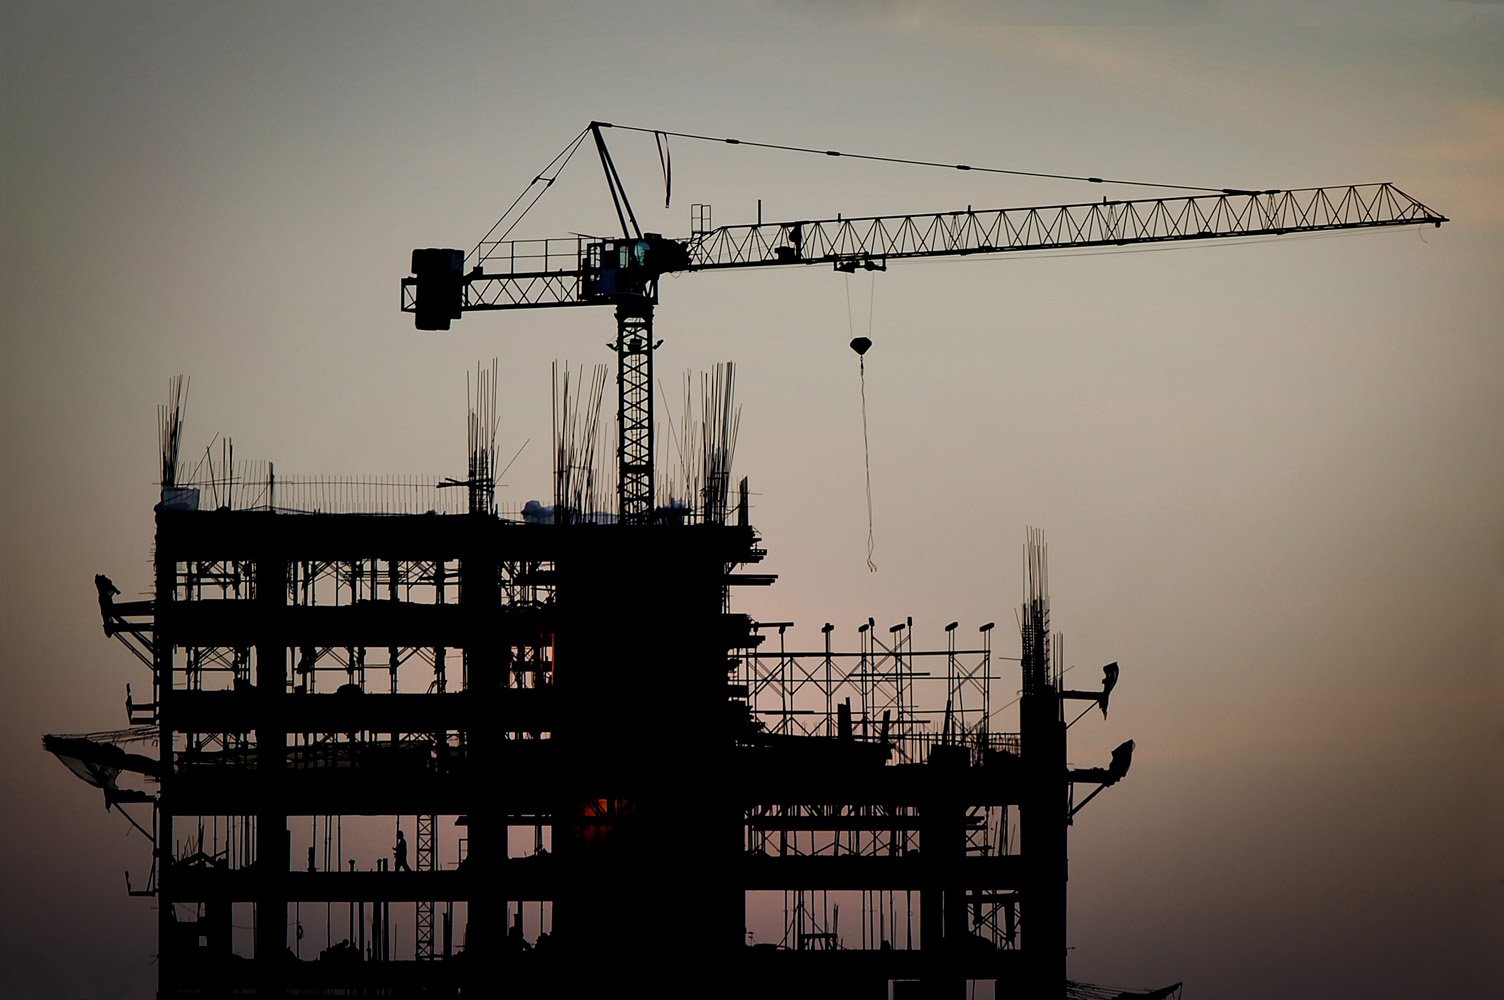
left=403, top=132, right=1446, bottom=522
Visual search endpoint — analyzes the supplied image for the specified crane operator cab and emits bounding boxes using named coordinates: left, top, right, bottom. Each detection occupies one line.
left=582, top=235, right=690, bottom=302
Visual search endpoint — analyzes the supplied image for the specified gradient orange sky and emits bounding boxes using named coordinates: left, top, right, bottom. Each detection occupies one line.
left=3, top=2, right=1501, bottom=997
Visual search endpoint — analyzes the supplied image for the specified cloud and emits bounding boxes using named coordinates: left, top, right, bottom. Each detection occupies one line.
left=775, top=0, right=1213, bottom=28
left=1393, top=100, right=1504, bottom=224
left=1405, top=101, right=1504, bottom=164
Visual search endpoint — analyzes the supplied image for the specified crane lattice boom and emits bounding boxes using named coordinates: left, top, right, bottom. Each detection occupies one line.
left=403, top=182, right=1445, bottom=316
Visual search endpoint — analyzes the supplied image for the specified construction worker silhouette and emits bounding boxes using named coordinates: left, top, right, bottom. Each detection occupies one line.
left=394, top=829, right=411, bottom=872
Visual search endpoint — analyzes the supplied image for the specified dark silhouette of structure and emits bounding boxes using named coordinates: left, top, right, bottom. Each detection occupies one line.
left=404, top=122, right=1447, bottom=531
left=52, top=468, right=1158, bottom=999
left=50, top=383, right=1155, bottom=997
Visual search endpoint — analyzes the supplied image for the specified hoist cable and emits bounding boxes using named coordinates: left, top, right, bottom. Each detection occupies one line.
left=860, top=354, right=876, bottom=574
left=846, top=275, right=878, bottom=573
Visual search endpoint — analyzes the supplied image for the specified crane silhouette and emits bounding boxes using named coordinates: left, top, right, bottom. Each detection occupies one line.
left=403, top=122, right=1447, bottom=522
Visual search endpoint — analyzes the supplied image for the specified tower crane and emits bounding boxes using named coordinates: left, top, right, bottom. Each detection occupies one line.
left=402, top=122, right=1447, bottom=522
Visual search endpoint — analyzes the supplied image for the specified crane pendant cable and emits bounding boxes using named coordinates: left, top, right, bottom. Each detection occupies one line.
left=848, top=276, right=877, bottom=573
left=654, top=130, right=672, bottom=208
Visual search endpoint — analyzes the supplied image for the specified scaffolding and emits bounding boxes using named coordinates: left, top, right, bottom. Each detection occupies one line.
left=50, top=384, right=1148, bottom=1000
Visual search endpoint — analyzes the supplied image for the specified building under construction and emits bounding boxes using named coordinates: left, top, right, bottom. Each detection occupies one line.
left=45, top=119, right=1454, bottom=1000
left=47, top=368, right=1166, bottom=1000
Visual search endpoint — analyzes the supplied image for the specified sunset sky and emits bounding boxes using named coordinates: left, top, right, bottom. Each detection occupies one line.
left=3, top=2, right=1501, bottom=997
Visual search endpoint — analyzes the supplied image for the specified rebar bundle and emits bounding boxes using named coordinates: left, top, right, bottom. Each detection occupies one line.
left=552, top=362, right=610, bottom=523
left=158, top=375, right=188, bottom=489
left=660, top=362, right=740, bottom=523
left=699, top=362, right=740, bottom=525
left=467, top=360, right=500, bottom=515
left=1021, top=527, right=1051, bottom=693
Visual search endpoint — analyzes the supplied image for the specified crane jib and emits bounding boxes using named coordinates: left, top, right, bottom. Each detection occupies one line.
left=403, top=183, right=1445, bottom=320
